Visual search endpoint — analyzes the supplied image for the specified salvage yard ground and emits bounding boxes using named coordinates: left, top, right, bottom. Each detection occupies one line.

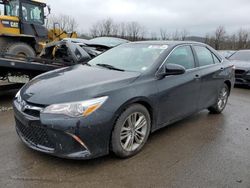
left=0, top=88, right=249, bottom=188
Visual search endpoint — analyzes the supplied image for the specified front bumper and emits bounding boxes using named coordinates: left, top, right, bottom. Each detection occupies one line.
left=13, top=100, right=114, bottom=160
left=235, top=69, right=250, bottom=86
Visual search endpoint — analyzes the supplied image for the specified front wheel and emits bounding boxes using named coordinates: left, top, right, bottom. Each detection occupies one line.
left=208, top=84, right=229, bottom=114
left=111, top=104, right=151, bottom=158
left=6, top=43, right=36, bottom=58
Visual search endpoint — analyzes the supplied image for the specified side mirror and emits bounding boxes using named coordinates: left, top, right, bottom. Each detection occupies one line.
left=157, top=63, right=186, bottom=79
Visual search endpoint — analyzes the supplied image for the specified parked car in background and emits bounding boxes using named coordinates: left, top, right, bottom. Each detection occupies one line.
left=88, top=37, right=130, bottom=47
left=218, top=50, right=235, bottom=58
left=228, top=50, right=250, bottom=87
left=42, top=37, right=130, bottom=62
left=13, top=41, right=235, bottom=160
left=0, top=37, right=129, bottom=89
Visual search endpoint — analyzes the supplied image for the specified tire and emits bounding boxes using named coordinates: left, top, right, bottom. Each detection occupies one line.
left=0, top=38, right=11, bottom=55
left=6, top=43, right=36, bottom=58
left=208, top=83, right=229, bottom=114
left=111, top=104, right=151, bottom=158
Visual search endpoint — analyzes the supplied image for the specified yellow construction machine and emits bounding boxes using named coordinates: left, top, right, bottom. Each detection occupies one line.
left=0, top=0, right=77, bottom=57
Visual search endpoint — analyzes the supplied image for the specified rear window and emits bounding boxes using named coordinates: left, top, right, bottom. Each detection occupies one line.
left=229, top=51, right=250, bottom=62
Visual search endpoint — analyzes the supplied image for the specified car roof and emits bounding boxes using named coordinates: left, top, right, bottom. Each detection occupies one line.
left=130, top=40, right=205, bottom=46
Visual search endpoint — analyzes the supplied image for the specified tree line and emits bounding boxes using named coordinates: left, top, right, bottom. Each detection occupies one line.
left=47, top=16, right=250, bottom=50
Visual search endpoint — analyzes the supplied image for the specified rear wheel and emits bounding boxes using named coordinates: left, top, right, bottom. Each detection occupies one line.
left=6, top=43, right=36, bottom=58
left=111, top=104, right=151, bottom=158
left=208, top=84, right=229, bottom=114
left=0, top=38, right=10, bottom=55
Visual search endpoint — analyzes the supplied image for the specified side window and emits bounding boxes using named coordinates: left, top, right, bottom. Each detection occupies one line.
left=194, top=46, right=214, bottom=67
left=22, top=3, right=44, bottom=24
left=0, top=4, right=4, bottom=15
left=166, top=46, right=195, bottom=69
left=212, top=53, right=221, bottom=64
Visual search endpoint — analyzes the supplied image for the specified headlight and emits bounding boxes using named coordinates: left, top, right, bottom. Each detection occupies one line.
left=15, top=90, right=22, bottom=103
left=42, top=96, right=108, bottom=117
left=15, top=90, right=20, bottom=98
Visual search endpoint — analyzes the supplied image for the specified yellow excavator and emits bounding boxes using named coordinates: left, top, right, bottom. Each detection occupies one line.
left=0, top=0, right=77, bottom=57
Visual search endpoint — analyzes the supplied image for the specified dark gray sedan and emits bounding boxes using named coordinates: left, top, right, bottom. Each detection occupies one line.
left=13, top=41, right=235, bottom=159
left=228, top=50, right=250, bottom=87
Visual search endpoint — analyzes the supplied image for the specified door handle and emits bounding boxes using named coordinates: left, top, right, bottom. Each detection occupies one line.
left=220, top=67, right=224, bottom=70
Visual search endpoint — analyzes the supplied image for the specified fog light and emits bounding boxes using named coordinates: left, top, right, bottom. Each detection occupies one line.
left=66, top=132, right=89, bottom=151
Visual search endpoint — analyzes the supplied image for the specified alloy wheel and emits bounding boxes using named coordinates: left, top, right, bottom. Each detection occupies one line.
left=217, top=86, right=228, bottom=111
left=120, top=112, right=148, bottom=152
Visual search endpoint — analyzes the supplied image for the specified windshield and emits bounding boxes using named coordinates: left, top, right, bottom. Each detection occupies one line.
left=5, top=0, right=19, bottom=17
left=21, top=2, right=44, bottom=24
left=88, top=43, right=168, bottom=72
left=229, top=51, right=250, bottom=62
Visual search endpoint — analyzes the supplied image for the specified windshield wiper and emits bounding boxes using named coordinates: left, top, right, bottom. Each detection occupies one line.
left=96, top=63, right=125, bottom=71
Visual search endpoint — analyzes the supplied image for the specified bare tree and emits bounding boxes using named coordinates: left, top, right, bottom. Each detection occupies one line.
left=150, top=32, right=158, bottom=40
left=180, top=29, right=189, bottom=41
left=171, top=30, right=180, bottom=40
left=101, top=18, right=114, bottom=36
left=89, top=19, right=145, bottom=40
left=204, top=33, right=210, bottom=44
left=126, top=21, right=144, bottom=41
left=89, top=22, right=101, bottom=37
left=89, top=20, right=250, bottom=50
left=237, top=28, right=249, bottom=49
left=47, top=14, right=78, bottom=32
left=214, top=26, right=226, bottom=50
left=118, top=22, right=127, bottom=38
left=160, top=28, right=169, bottom=40
left=229, top=34, right=237, bottom=50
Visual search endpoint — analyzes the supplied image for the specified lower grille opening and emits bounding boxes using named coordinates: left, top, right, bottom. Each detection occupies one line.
left=235, top=69, right=246, bottom=75
left=16, top=119, right=54, bottom=149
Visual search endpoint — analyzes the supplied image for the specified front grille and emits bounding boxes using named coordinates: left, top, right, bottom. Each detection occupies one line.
left=23, top=109, right=40, bottom=117
left=235, top=69, right=246, bottom=75
left=16, top=119, right=54, bottom=149
left=236, top=78, right=244, bottom=83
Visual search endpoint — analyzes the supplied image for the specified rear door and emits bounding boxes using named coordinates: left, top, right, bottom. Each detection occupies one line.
left=156, top=45, right=201, bottom=126
left=192, top=45, right=225, bottom=110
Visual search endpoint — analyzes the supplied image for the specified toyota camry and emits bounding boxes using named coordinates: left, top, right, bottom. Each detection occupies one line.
left=13, top=41, right=235, bottom=159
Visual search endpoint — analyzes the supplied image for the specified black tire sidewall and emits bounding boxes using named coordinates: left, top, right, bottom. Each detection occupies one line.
left=7, top=43, right=35, bottom=58
left=209, top=84, right=229, bottom=114
left=111, top=104, right=151, bottom=158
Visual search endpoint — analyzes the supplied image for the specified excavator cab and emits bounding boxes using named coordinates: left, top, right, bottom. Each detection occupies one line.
left=0, top=0, right=47, bottom=34
left=0, top=0, right=77, bottom=58
left=0, top=0, right=48, bottom=57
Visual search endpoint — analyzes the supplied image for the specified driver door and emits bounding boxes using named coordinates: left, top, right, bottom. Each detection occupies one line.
left=156, top=45, right=201, bottom=127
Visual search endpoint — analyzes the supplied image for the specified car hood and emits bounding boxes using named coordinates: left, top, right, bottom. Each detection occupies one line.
left=21, top=65, right=140, bottom=105
left=231, top=60, right=250, bottom=70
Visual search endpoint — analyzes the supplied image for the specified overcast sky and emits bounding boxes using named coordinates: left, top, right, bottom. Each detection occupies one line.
left=46, top=0, right=250, bottom=36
